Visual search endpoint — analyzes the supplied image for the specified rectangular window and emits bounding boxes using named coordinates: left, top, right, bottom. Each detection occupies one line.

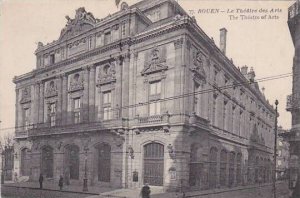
left=49, top=103, right=56, bottom=127
left=149, top=81, right=161, bottom=116
left=150, top=81, right=161, bottom=96
left=103, top=107, right=112, bottom=120
left=104, top=32, right=111, bottom=45
left=194, top=83, right=201, bottom=116
left=50, top=54, right=55, bottom=65
left=103, top=91, right=112, bottom=120
left=103, top=91, right=112, bottom=104
left=24, top=108, right=30, bottom=130
left=149, top=101, right=161, bottom=116
left=74, top=98, right=81, bottom=124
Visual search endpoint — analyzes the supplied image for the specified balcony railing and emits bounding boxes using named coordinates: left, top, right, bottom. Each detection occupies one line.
left=189, top=112, right=210, bottom=132
left=286, top=93, right=300, bottom=111
left=137, top=114, right=170, bottom=125
left=27, top=119, right=125, bottom=137
left=288, top=1, right=300, bottom=20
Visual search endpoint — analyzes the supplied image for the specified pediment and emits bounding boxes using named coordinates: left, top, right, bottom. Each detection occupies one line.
left=59, top=7, right=98, bottom=41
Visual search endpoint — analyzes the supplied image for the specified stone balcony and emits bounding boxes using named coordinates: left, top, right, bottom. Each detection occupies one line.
left=189, top=112, right=210, bottom=132
left=286, top=94, right=300, bottom=111
left=27, top=119, right=126, bottom=137
left=131, top=114, right=170, bottom=133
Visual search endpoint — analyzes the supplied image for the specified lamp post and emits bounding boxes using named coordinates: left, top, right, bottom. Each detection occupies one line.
left=273, top=100, right=279, bottom=198
left=83, top=147, right=88, bottom=192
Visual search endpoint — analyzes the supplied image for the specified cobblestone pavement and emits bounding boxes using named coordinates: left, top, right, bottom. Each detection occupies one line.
left=1, top=186, right=92, bottom=198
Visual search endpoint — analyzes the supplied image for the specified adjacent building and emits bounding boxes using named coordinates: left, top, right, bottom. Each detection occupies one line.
left=284, top=1, right=300, bottom=182
left=276, top=127, right=289, bottom=180
left=13, top=0, right=276, bottom=191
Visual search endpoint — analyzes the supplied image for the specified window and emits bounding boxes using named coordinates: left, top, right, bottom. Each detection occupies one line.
left=223, top=100, right=228, bottom=130
left=103, top=91, right=112, bottom=120
left=104, top=32, right=111, bottom=45
left=194, top=83, right=201, bottom=116
left=149, top=81, right=161, bottom=116
left=220, top=150, right=227, bottom=186
left=74, top=98, right=81, bottom=124
left=228, top=152, right=235, bottom=187
left=49, top=103, right=56, bottom=127
left=50, top=54, right=55, bottom=64
left=212, top=94, right=217, bottom=126
left=24, top=108, right=30, bottom=130
left=214, top=69, right=218, bottom=83
left=150, top=81, right=161, bottom=95
left=209, top=147, right=218, bottom=189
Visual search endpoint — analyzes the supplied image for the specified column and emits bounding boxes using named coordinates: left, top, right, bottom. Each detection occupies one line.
left=38, top=82, right=44, bottom=124
left=61, top=74, right=68, bottom=125
left=56, top=75, right=63, bottom=126
left=122, top=53, right=130, bottom=118
left=173, top=38, right=184, bottom=116
left=33, top=84, right=40, bottom=125
left=15, top=89, right=21, bottom=130
left=82, top=66, right=90, bottom=123
left=89, top=65, right=96, bottom=122
left=115, top=56, right=123, bottom=120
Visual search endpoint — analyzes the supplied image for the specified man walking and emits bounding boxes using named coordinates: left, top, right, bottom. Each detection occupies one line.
left=39, top=173, right=44, bottom=189
left=140, top=183, right=151, bottom=198
left=58, top=175, right=64, bottom=191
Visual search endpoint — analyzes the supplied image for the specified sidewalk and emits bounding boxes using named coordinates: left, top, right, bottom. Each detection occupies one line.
left=2, top=180, right=115, bottom=195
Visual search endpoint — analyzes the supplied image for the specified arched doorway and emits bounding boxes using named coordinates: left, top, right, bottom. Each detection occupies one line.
left=189, top=144, right=203, bottom=188
left=21, top=148, right=30, bottom=176
left=64, top=145, right=80, bottom=180
left=41, top=146, right=53, bottom=178
left=97, top=143, right=111, bottom=182
left=143, top=142, right=164, bottom=186
left=209, top=147, right=218, bottom=189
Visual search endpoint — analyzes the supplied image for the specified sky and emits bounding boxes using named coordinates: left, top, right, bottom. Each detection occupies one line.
left=0, top=0, right=295, bottom=138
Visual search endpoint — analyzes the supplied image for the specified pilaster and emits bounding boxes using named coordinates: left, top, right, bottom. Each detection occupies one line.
left=38, top=82, right=44, bottom=123
left=89, top=65, right=96, bottom=122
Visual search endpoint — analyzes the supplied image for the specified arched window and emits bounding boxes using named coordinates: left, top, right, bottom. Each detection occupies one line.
left=228, top=151, right=235, bottom=187
left=189, top=144, right=203, bottom=188
left=64, top=145, right=80, bottom=180
left=97, top=143, right=111, bottom=182
left=209, top=147, right=218, bottom=189
left=74, top=73, right=80, bottom=82
left=21, top=148, right=30, bottom=176
left=143, top=142, right=164, bottom=186
left=236, top=153, right=242, bottom=185
left=220, top=149, right=227, bottom=186
left=41, top=146, right=53, bottom=178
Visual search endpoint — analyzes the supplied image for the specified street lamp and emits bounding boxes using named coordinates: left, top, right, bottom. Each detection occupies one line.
left=83, top=147, right=88, bottom=192
left=273, top=100, right=279, bottom=198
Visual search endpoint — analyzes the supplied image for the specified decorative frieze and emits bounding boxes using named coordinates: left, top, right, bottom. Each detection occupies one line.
left=191, top=50, right=206, bottom=81
left=69, top=73, right=84, bottom=93
left=45, top=80, right=58, bottom=98
left=142, top=47, right=168, bottom=75
left=97, top=62, right=117, bottom=86
left=20, top=87, right=31, bottom=104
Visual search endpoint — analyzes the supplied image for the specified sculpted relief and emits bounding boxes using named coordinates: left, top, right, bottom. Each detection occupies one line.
left=60, top=7, right=98, bottom=41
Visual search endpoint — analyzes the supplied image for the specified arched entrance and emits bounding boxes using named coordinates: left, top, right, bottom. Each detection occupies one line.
left=97, top=143, right=111, bottom=182
left=41, top=146, right=53, bottom=178
left=21, top=148, right=30, bottom=176
left=189, top=144, right=203, bottom=188
left=143, top=142, right=164, bottom=186
left=64, top=145, right=80, bottom=180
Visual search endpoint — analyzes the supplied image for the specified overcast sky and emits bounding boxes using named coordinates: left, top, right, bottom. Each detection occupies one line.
left=0, top=0, right=295, bottom=137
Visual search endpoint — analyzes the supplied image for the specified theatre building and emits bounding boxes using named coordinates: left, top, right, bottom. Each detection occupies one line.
left=13, top=0, right=276, bottom=191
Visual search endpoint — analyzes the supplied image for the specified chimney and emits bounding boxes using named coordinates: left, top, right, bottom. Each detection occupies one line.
left=241, top=65, right=248, bottom=75
left=220, top=28, right=227, bottom=54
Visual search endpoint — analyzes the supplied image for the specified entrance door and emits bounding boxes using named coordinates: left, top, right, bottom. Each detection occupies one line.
left=97, top=143, right=111, bottom=182
left=41, top=146, right=53, bottom=178
left=143, top=143, right=164, bottom=186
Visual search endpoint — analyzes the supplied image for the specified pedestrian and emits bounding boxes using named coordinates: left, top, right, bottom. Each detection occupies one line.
left=58, top=175, right=64, bottom=191
left=39, top=173, right=44, bottom=189
left=140, top=183, right=151, bottom=198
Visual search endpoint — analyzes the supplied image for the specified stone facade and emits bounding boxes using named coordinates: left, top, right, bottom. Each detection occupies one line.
left=13, top=0, right=275, bottom=191
left=283, top=1, right=300, bottom=181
